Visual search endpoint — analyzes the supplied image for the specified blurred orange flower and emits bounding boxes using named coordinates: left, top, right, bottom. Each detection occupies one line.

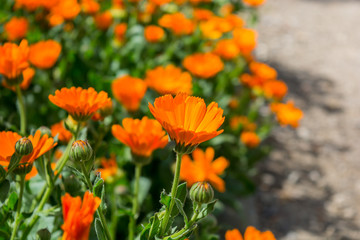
left=159, top=13, right=195, bottom=36
left=200, top=16, right=233, bottom=39
left=4, top=17, right=28, bottom=41
left=111, top=75, right=147, bottom=112
left=183, top=52, right=224, bottom=79
left=51, top=121, right=73, bottom=143
left=112, top=117, right=168, bottom=158
left=144, top=25, right=165, bottom=43
left=225, top=14, right=245, bottom=29
left=180, top=147, right=229, bottom=192
left=29, top=40, right=61, bottom=69
left=49, top=87, right=112, bottom=121
left=145, top=64, right=192, bottom=95
left=240, top=131, right=260, bottom=148
left=230, top=116, right=257, bottom=131
left=114, top=23, right=127, bottom=43
left=243, top=0, right=266, bottom=7
left=214, top=39, right=240, bottom=60
left=96, top=155, right=119, bottom=181
left=149, top=0, right=171, bottom=6
left=271, top=101, right=303, bottom=128
left=225, top=226, right=276, bottom=240
left=2, top=67, right=35, bottom=91
left=263, top=80, right=288, bottom=100
left=250, top=62, right=277, bottom=80
left=48, top=0, right=81, bottom=26
left=81, top=0, right=100, bottom=14
left=240, top=73, right=266, bottom=88
left=15, top=0, right=58, bottom=11
left=149, top=93, right=225, bottom=148
left=233, top=28, right=257, bottom=54
left=94, top=11, right=113, bottom=30
left=193, top=9, right=214, bottom=21
left=61, top=192, right=101, bottom=240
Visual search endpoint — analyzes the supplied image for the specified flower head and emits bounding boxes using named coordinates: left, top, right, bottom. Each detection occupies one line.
left=2, top=67, right=35, bottom=91
left=183, top=53, right=224, bottom=79
left=29, top=40, right=62, bottom=69
left=48, top=0, right=81, bottom=26
left=61, top=191, right=101, bottom=240
left=180, top=147, right=229, bottom=192
left=199, top=16, right=233, bottom=39
left=96, top=155, right=120, bottom=181
left=263, top=80, right=288, bottom=100
left=114, top=23, right=127, bottom=43
left=225, top=226, right=276, bottom=240
left=230, top=116, right=257, bottom=131
left=213, top=39, right=240, bottom=60
left=250, top=62, right=277, bottom=80
left=193, top=9, right=213, bottom=21
left=51, top=121, right=73, bottom=143
left=81, top=0, right=100, bottom=14
left=4, top=17, right=28, bottom=41
left=111, top=75, right=147, bottom=112
left=49, top=87, right=112, bottom=121
left=144, top=25, right=165, bottom=43
left=270, top=101, right=303, bottom=128
left=233, top=28, right=257, bottom=54
left=145, top=65, right=192, bottom=95
left=94, top=11, right=113, bottom=30
left=149, top=93, right=225, bottom=151
left=240, top=131, right=260, bottom=148
left=159, top=13, right=195, bottom=36
left=243, top=0, right=266, bottom=7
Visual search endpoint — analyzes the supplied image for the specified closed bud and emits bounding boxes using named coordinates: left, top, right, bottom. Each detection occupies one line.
left=15, top=137, right=33, bottom=156
left=37, top=126, right=52, bottom=137
left=70, top=140, right=93, bottom=162
left=189, top=182, right=214, bottom=204
left=13, top=163, right=33, bottom=176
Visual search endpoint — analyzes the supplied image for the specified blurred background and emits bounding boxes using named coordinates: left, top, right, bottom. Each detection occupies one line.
left=254, top=0, right=360, bottom=239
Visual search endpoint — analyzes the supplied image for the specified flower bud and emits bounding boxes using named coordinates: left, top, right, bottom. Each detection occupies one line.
left=189, top=182, right=214, bottom=204
left=13, top=163, right=33, bottom=176
left=70, top=140, right=93, bottom=162
left=15, top=137, right=33, bottom=156
left=37, top=126, right=52, bottom=137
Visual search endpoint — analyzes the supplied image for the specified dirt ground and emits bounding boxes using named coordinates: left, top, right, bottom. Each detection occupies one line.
left=254, top=0, right=360, bottom=239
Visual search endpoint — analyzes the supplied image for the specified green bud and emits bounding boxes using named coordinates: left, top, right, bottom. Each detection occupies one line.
left=15, top=137, right=33, bottom=156
left=70, top=140, right=93, bottom=162
left=189, top=182, right=214, bottom=204
left=37, top=126, right=52, bottom=137
left=13, top=163, right=33, bottom=176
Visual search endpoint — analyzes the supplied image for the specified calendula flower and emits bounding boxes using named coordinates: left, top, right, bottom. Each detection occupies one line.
left=149, top=93, right=225, bottom=152
left=51, top=121, right=73, bottom=143
left=243, top=0, right=266, bottom=7
left=200, top=16, right=233, bottom=39
left=114, top=23, right=127, bottom=43
left=29, top=40, right=62, bottom=69
left=61, top=191, right=101, bottom=240
left=225, top=226, right=276, bottom=240
left=225, top=14, right=245, bottom=29
left=49, top=87, right=112, bottom=121
left=96, top=155, right=120, bottom=181
left=94, top=11, right=113, bottom=30
left=193, top=9, right=213, bottom=21
left=144, top=25, right=165, bottom=43
left=2, top=67, right=35, bottom=91
left=233, top=28, right=257, bottom=54
left=145, top=65, right=192, bottom=95
left=0, top=40, right=29, bottom=83
left=230, top=116, right=257, bottom=131
left=228, top=98, right=239, bottom=109
left=48, top=0, right=81, bottom=26
left=81, top=0, right=100, bottom=14
left=159, top=13, right=195, bottom=36
left=271, top=101, right=303, bottom=128
left=112, top=117, right=168, bottom=160
left=180, top=147, right=229, bottom=192
left=240, top=73, right=266, bottom=88
left=263, top=80, right=288, bottom=100
left=111, top=75, right=147, bottom=112
left=213, top=39, right=240, bottom=60
left=250, top=62, right=277, bottom=80
left=183, top=52, right=224, bottom=79
left=240, top=131, right=260, bottom=148
left=4, top=17, right=28, bottom=41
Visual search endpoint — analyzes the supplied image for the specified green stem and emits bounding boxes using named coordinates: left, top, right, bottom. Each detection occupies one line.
left=110, top=185, right=118, bottom=240
left=128, top=164, right=142, bottom=240
left=160, top=152, right=183, bottom=236
left=15, top=85, right=26, bottom=135
left=10, top=175, right=25, bottom=240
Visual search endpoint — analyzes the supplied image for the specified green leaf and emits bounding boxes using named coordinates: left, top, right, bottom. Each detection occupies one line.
left=140, top=222, right=151, bottom=240
left=0, top=165, right=6, bottom=181
left=160, top=190, right=171, bottom=209
left=0, top=179, right=10, bottom=203
left=170, top=183, right=187, bottom=217
left=7, top=154, right=21, bottom=173
left=174, top=199, right=188, bottom=225
left=148, top=214, right=160, bottom=239
left=94, top=218, right=107, bottom=240
left=36, top=228, right=51, bottom=240
left=7, top=192, right=18, bottom=211
left=138, top=177, right=151, bottom=206
left=93, top=175, right=104, bottom=198
left=197, top=200, right=217, bottom=220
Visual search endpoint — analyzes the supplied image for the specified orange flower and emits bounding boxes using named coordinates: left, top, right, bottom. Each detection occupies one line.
left=243, top=0, right=266, bottom=7
left=240, top=131, right=260, bottom=148
left=159, top=13, right=195, bottom=36
left=29, top=40, right=62, bottom=69
left=81, top=0, right=100, bottom=14
left=149, top=93, right=225, bottom=149
left=94, top=11, right=113, bottom=30
left=193, top=8, right=213, bottom=21
left=51, top=121, right=73, bottom=143
left=111, top=75, right=147, bottom=112
left=199, top=16, right=233, bottom=39
left=114, top=23, right=127, bottom=42
left=49, top=87, right=112, bottom=121
left=214, top=39, right=240, bottom=60
left=144, top=25, right=165, bottom=43
left=61, top=191, right=101, bottom=240
left=145, top=64, right=192, bottom=95
left=149, top=0, right=171, bottom=6
left=233, top=28, right=257, bottom=54
left=225, top=14, right=245, bottom=29
left=0, top=40, right=29, bottom=82
left=4, top=17, right=28, bottom=41
left=0, top=130, right=57, bottom=168
left=271, top=101, right=303, bottom=128
left=225, top=226, right=276, bottom=240
left=180, top=147, right=229, bottom=192
left=48, top=0, right=81, bottom=26
left=240, top=73, right=266, bottom=88
left=183, top=52, right=224, bottom=79
left=96, top=155, right=119, bottom=181
left=228, top=98, right=239, bottom=109
left=230, top=116, right=257, bottom=131
left=112, top=117, right=168, bottom=158
left=2, top=67, right=35, bottom=91
left=263, top=80, right=288, bottom=100
left=250, top=62, right=277, bottom=80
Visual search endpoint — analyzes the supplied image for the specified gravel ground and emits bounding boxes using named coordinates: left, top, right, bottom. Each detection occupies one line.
left=254, top=0, right=360, bottom=239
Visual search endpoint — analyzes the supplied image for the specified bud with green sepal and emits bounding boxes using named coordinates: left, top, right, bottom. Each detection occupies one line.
left=189, top=182, right=214, bottom=204
left=37, top=126, right=52, bottom=137
left=70, top=140, right=93, bottom=162
left=15, top=137, right=33, bottom=156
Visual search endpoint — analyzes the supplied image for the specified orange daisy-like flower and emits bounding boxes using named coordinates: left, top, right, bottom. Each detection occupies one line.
left=193, top=8, right=214, bottom=21
left=243, top=0, right=266, bottom=7
left=0, top=40, right=29, bottom=82
left=94, top=11, right=113, bottom=30
left=144, top=25, right=165, bottom=43
left=114, top=23, right=127, bottom=43
left=2, top=67, right=35, bottom=91
left=250, top=62, right=277, bottom=80
left=96, top=155, right=119, bottom=181
left=29, top=40, right=62, bottom=69
left=145, top=64, right=192, bottom=95
left=4, top=17, right=28, bottom=41
left=213, top=39, right=240, bottom=60
left=149, top=93, right=225, bottom=152
left=48, top=0, right=81, bottom=26
left=271, top=101, right=303, bottom=128
left=199, top=16, right=233, bottom=39
left=240, top=73, right=266, bottom=88
left=111, top=75, right=147, bottom=112
left=49, top=87, right=112, bottom=121
left=159, top=13, right=195, bottom=36
left=51, top=121, right=73, bottom=143
left=180, top=147, right=229, bottom=192
left=225, top=14, right=245, bottom=29
left=230, top=116, right=257, bottom=131
left=233, top=28, right=257, bottom=54
left=183, top=52, right=224, bottom=79
left=81, top=0, right=100, bottom=14
left=263, top=80, right=288, bottom=100
left=61, top=191, right=101, bottom=240
left=112, top=117, right=168, bottom=159
left=240, top=131, right=260, bottom=148
left=225, top=226, right=276, bottom=240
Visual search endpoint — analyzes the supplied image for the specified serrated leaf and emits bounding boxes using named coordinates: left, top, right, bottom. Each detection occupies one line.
left=36, top=228, right=51, bottom=240
left=93, top=176, right=104, bottom=198
left=7, top=192, right=18, bottom=210
left=160, top=191, right=171, bottom=209
left=0, top=179, right=10, bottom=202
left=94, top=218, right=107, bottom=240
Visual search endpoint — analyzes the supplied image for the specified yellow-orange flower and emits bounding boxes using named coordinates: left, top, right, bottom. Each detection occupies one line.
left=112, top=117, right=168, bottom=158
left=180, top=147, right=229, bottom=192
left=4, top=17, right=28, bottom=41
left=225, top=226, right=276, bottom=240
left=183, top=52, right=224, bottom=79
left=81, top=0, right=100, bottom=14
left=145, top=65, right=192, bottom=95
left=61, top=191, right=101, bottom=240
left=49, top=87, right=112, bottom=121
left=149, top=93, right=225, bottom=148
left=111, top=75, right=147, bottom=112
left=0, top=40, right=29, bottom=82
left=193, top=9, right=213, bottom=21
left=233, top=28, right=257, bottom=54
left=51, top=121, right=73, bottom=143
left=29, top=40, right=62, bottom=69
left=230, top=116, right=257, bottom=131
left=263, top=80, right=288, bottom=100
left=144, top=25, right=165, bottom=43
left=114, top=23, right=127, bottom=42
left=214, top=39, right=240, bottom=60
left=48, top=0, right=81, bottom=26
left=96, top=155, right=119, bottom=181
left=94, top=11, right=113, bottom=30
left=240, top=73, right=266, bottom=88
left=225, top=14, right=245, bottom=29
left=240, top=131, right=260, bottom=148
left=159, top=13, right=195, bottom=36
left=2, top=67, right=35, bottom=91
left=271, top=101, right=303, bottom=128
left=243, top=0, right=266, bottom=7
left=200, top=16, right=233, bottom=39
left=250, top=62, right=277, bottom=80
